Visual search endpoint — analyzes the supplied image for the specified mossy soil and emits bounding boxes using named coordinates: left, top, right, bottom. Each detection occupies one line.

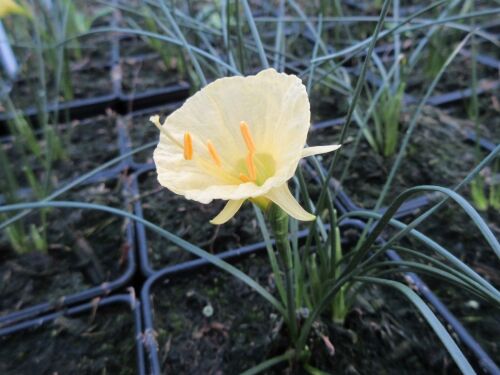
left=0, top=178, right=130, bottom=318
left=0, top=304, right=138, bottom=375
left=150, top=254, right=461, bottom=374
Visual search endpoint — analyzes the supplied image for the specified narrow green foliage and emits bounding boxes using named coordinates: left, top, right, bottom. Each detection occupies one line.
left=268, top=203, right=298, bottom=342
left=470, top=176, right=488, bottom=211
left=372, top=82, right=406, bottom=157
left=331, top=225, right=347, bottom=324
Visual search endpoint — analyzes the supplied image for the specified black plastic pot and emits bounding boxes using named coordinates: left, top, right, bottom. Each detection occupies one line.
left=130, top=160, right=350, bottom=277
left=0, top=114, right=133, bottom=205
left=139, top=218, right=499, bottom=374
left=0, top=111, right=141, bottom=327
left=0, top=294, right=146, bottom=375
left=297, top=26, right=500, bottom=108
left=0, top=167, right=137, bottom=327
left=0, top=7, right=190, bottom=131
left=0, top=7, right=120, bottom=129
left=308, top=113, right=499, bottom=219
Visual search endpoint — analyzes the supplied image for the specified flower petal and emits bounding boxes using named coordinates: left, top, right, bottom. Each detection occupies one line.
left=210, top=199, right=245, bottom=225
left=153, top=68, right=310, bottom=204
left=301, top=144, right=341, bottom=158
left=264, top=184, right=315, bottom=221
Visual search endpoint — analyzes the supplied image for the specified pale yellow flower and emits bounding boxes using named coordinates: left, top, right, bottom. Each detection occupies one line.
left=0, top=0, right=27, bottom=18
left=152, top=68, right=340, bottom=225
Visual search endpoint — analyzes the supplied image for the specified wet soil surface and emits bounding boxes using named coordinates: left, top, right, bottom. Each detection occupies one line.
left=0, top=178, right=130, bottom=317
left=0, top=304, right=137, bottom=375
left=150, top=255, right=461, bottom=374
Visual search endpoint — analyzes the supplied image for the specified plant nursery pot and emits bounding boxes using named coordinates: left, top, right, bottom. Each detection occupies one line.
left=403, top=205, right=500, bottom=365
left=0, top=294, right=145, bottom=375
left=131, top=167, right=270, bottom=275
left=0, top=0, right=119, bottom=115
left=0, top=112, right=124, bottom=189
left=2, top=30, right=116, bottom=114
left=119, top=36, right=185, bottom=97
left=306, top=113, right=500, bottom=367
left=306, top=104, right=499, bottom=210
left=141, top=226, right=471, bottom=374
left=0, top=174, right=136, bottom=325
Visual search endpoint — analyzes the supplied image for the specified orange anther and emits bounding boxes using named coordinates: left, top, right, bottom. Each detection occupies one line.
left=239, top=173, right=251, bottom=183
left=183, top=132, right=193, bottom=160
left=207, top=140, right=222, bottom=167
left=240, top=121, right=256, bottom=153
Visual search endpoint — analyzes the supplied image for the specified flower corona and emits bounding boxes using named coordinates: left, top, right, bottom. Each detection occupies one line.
left=152, top=68, right=340, bottom=224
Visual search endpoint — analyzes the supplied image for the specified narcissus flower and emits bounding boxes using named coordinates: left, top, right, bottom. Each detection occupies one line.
left=152, top=68, right=340, bottom=225
left=0, top=0, right=28, bottom=18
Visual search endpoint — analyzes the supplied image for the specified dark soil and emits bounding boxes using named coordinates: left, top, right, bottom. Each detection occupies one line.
left=307, top=97, right=500, bottom=367
left=402, top=205, right=500, bottom=365
left=150, top=255, right=460, bottom=374
left=0, top=113, right=120, bottom=190
left=120, top=37, right=184, bottom=96
left=135, top=169, right=266, bottom=271
left=0, top=304, right=137, bottom=375
left=3, top=32, right=114, bottom=111
left=0, top=178, right=130, bottom=317
left=307, top=104, right=498, bottom=209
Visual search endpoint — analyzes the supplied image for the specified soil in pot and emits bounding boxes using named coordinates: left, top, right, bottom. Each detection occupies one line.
left=149, top=253, right=461, bottom=374
left=307, top=104, right=498, bottom=209
left=0, top=178, right=131, bottom=317
left=0, top=303, right=138, bottom=375
left=5, top=41, right=114, bottom=111
left=401, top=204, right=500, bottom=365
left=307, top=98, right=500, bottom=366
left=0, top=112, right=121, bottom=190
left=133, top=169, right=266, bottom=270
left=120, top=37, right=184, bottom=97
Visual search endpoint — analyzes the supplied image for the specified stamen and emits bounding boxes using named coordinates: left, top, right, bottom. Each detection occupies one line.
left=239, top=173, right=251, bottom=183
left=240, top=121, right=256, bottom=153
left=207, top=140, right=222, bottom=167
left=183, top=132, right=193, bottom=160
left=246, top=153, right=257, bottom=181
left=149, top=115, right=182, bottom=148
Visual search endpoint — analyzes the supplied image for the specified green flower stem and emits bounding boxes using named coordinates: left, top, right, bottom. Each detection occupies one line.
left=268, top=203, right=298, bottom=343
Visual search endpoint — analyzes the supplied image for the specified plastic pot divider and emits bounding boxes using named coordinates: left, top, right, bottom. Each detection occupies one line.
left=0, top=8, right=497, bottom=372
left=0, top=294, right=146, bottom=375
left=0, top=188, right=137, bottom=327
left=0, top=117, right=139, bottom=325
left=140, top=218, right=499, bottom=375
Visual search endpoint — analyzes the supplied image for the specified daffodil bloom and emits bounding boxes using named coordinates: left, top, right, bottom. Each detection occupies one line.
left=152, top=68, right=340, bottom=225
left=0, top=0, right=27, bottom=18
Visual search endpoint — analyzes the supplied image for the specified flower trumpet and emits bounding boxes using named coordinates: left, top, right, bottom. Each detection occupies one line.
left=152, top=68, right=340, bottom=224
